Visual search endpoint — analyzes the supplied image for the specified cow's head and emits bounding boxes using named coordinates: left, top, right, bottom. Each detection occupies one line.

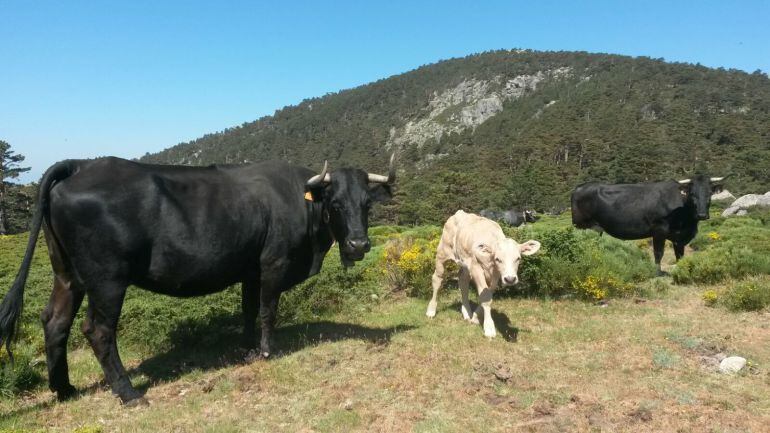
left=477, top=238, right=541, bottom=286
left=523, top=210, right=538, bottom=223
left=306, top=154, right=395, bottom=267
left=678, top=175, right=727, bottom=220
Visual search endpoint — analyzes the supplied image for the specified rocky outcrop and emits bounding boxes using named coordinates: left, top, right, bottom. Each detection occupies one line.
left=722, top=192, right=770, bottom=216
left=387, top=67, right=573, bottom=150
left=711, top=189, right=736, bottom=202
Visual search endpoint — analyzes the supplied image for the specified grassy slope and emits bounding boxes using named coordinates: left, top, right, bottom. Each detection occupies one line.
left=1, top=212, right=769, bottom=432
left=1, top=291, right=768, bottom=432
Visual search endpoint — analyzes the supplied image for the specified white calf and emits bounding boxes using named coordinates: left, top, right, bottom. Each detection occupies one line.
left=426, top=210, right=540, bottom=338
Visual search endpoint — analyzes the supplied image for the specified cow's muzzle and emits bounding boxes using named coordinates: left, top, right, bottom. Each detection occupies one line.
left=697, top=213, right=710, bottom=220
left=502, top=275, right=519, bottom=286
left=340, top=238, right=370, bottom=264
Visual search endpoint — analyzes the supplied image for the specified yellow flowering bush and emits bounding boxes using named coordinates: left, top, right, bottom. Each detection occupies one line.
left=707, top=231, right=721, bottom=241
left=702, top=290, right=719, bottom=307
left=572, top=274, right=634, bottom=301
left=381, top=235, right=438, bottom=297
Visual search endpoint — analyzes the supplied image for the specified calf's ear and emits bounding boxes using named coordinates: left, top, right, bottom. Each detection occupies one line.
left=369, top=184, right=392, bottom=203
left=519, top=240, right=541, bottom=256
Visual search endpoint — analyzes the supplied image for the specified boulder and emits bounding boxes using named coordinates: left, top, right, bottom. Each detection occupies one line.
left=718, top=356, right=747, bottom=374
left=711, top=189, right=736, bottom=201
left=722, top=192, right=770, bottom=217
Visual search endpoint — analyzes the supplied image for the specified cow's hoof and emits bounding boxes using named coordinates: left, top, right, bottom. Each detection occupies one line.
left=123, top=396, right=149, bottom=408
left=484, top=331, right=497, bottom=339
left=55, top=384, right=78, bottom=402
left=469, top=317, right=480, bottom=325
left=261, top=351, right=270, bottom=359
left=426, top=309, right=436, bottom=318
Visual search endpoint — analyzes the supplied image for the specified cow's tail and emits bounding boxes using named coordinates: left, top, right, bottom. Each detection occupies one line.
left=0, top=160, right=76, bottom=362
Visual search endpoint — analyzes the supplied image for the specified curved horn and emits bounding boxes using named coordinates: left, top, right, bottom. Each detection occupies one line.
left=306, top=160, right=331, bottom=187
left=677, top=178, right=692, bottom=185
left=710, top=175, right=728, bottom=183
left=367, top=153, right=396, bottom=184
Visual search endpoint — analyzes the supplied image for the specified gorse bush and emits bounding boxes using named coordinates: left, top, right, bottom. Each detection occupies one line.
left=721, top=276, right=770, bottom=312
left=381, top=228, right=440, bottom=298
left=672, top=210, right=770, bottom=284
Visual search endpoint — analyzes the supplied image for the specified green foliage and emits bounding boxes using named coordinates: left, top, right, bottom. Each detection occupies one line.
left=721, top=276, right=770, bottom=312
left=0, top=345, right=44, bottom=398
left=139, top=50, right=770, bottom=225
left=672, top=211, right=770, bottom=284
left=509, top=223, right=656, bottom=300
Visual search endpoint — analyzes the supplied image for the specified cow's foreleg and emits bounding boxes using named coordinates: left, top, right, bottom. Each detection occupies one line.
left=241, top=280, right=260, bottom=348
left=652, top=234, right=666, bottom=275
left=82, top=285, right=143, bottom=405
left=458, top=268, right=473, bottom=321
left=259, top=287, right=281, bottom=358
left=41, top=273, right=84, bottom=401
left=673, top=242, right=685, bottom=261
left=426, top=250, right=448, bottom=318
left=478, top=286, right=496, bottom=338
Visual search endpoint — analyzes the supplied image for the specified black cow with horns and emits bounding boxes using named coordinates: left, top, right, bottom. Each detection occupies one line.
left=0, top=155, right=395, bottom=404
left=571, top=174, right=727, bottom=274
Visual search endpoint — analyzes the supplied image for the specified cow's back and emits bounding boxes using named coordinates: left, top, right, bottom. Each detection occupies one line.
left=571, top=180, right=686, bottom=239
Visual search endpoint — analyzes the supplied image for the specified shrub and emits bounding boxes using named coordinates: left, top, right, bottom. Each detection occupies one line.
left=674, top=210, right=770, bottom=284
left=380, top=228, right=440, bottom=299
left=702, top=290, right=719, bottom=307
left=0, top=345, right=45, bottom=398
left=721, top=276, right=770, bottom=312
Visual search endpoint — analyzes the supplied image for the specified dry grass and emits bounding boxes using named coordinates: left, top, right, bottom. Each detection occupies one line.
left=1, top=280, right=769, bottom=433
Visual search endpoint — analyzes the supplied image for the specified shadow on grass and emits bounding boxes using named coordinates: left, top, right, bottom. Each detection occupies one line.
left=446, top=301, right=522, bottom=343
left=131, top=313, right=414, bottom=388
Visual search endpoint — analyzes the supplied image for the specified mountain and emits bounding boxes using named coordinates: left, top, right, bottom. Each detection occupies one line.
left=141, top=50, right=770, bottom=224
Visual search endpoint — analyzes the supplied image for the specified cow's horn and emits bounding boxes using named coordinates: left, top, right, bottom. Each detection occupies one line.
left=306, top=161, right=331, bottom=187
left=367, top=153, right=396, bottom=184
left=710, top=175, right=728, bottom=183
left=677, top=178, right=692, bottom=185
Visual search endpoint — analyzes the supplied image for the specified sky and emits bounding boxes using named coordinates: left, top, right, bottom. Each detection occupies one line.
left=2, top=1, right=769, bottom=183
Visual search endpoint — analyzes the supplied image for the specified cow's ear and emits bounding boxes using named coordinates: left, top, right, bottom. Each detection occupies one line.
left=678, top=183, right=690, bottom=196
left=305, top=185, right=327, bottom=203
left=369, top=184, right=392, bottom=203
left=520, top=240, right=541, bottom=256
left=711, top=183, right=724, bottom=194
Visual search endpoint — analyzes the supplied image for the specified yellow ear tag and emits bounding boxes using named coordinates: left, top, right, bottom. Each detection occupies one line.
left=304, top=191, right=314, bottom=201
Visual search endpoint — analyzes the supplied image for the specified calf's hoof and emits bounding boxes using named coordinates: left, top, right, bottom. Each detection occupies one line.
left=484, top=330, right=497, bottom=339
left=425, top=309, right=436, bottom=318
left=469, top=316, right=480, bottom=325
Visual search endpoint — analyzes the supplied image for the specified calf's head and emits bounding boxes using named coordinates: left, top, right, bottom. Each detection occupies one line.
left=306, top=154, right=395, bottom=267
left=678, top=175, right=727, bottom=220
left=477, top=238, right=541, bottom=286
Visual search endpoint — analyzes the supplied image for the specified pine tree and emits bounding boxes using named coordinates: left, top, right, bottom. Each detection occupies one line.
left=0, top=140, right=31, bottom=234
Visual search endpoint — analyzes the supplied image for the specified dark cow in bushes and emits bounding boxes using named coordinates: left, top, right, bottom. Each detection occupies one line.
left=0, top=155, right=395, bottom=404
left=571, top=174, right=726, bottom=274
left=479, top=209, right=537, bottom=227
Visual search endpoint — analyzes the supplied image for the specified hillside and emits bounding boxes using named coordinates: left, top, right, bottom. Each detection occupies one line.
left=141, top=50, right=770, bottom=224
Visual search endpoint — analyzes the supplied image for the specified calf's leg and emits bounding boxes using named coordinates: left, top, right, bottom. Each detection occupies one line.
left=458, top=268, right=473, bottom=321
left=426, top=252, right=448, bottom=318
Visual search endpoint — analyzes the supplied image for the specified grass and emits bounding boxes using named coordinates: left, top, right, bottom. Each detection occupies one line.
left=0, top=209, right=769, bottom=431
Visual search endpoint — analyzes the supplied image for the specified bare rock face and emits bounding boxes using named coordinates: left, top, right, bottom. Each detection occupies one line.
left=386, top=67, right=573, bottom=151
left=711, top=189, right=736, bottom=202
left=722, top=192, right=770, bottom=217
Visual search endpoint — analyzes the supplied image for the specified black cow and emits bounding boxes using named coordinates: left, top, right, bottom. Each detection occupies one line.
left=479, top=209, right=537, bottom=227
left=0, top=155, right=395, bottom=404
left=571, top=174, right=726, bottom=274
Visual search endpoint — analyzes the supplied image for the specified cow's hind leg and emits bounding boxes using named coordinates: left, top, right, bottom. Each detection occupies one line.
left=458, top=268, right=473, bottom=321
left=241, top=279, right=260, bottom=349
left=41, top=273, right=84, bottom=401
left=652, top=234, right=666, bottom=275
left=81, top=284, right=143, bottom=404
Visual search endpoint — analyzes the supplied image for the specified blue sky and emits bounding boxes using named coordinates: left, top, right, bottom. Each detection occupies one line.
left=2, top=1, right=768, bottom=182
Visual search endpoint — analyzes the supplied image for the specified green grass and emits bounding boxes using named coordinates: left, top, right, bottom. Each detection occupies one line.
left=0, top=210, right=769, bottom=431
